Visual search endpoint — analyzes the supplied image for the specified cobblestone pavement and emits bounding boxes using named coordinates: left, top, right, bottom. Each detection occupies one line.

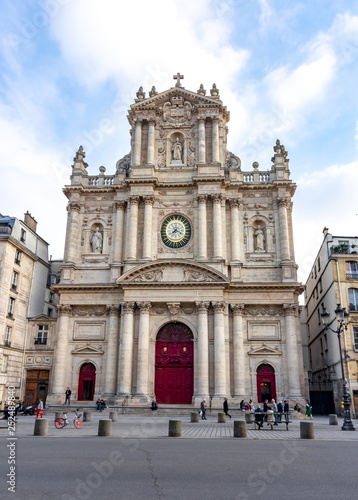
left=1, top=412, right=357, bottom=440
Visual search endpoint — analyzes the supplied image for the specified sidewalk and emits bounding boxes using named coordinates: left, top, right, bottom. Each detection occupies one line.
left=2, top=412, right=357, bottom=440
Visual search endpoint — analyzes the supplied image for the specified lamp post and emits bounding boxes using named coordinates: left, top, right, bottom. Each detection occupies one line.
left=320, top=304, right=355, bottom=431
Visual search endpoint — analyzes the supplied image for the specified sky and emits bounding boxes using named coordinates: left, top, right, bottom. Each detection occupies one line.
left=0, top=0, right=358, bottom=286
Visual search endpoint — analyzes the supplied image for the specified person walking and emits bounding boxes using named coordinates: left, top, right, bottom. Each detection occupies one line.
left=64, top=387, right=71, bottom=405
left=283, top=400, right=289, bottom=421
left=223, top=398, right=232, bottom=419
left=277, top=401, right=283, bottom=422
left=36, top=399, right=43, bottom=418
left=305, top=401, right=313, bottom=419
left=271, top=398, right=278, bottom=425
left=200, top=399, right=207, bottom=420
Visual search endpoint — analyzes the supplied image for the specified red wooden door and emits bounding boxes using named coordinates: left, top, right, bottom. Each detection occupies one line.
left=78, top=363, right=96, bottom=401
left=256, top=364, right=276, bottom=402
left=155, top=323, right=194, bottom=404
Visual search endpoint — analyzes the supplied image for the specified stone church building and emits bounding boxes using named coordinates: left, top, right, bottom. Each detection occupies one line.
left=47, top=76, right=306, bottom=407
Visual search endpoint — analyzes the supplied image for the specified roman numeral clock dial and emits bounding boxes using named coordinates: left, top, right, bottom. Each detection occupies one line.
left=161, top=215, right=191, bottom=248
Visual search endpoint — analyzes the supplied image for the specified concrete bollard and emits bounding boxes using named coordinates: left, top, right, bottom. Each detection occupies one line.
left=168, top=420, right=182, bottom=437
left=329, top=414, right=338, bottom=425
left=109, top=411, right=118, bottom=422
left=233, top=420, right=247, bottom=438
left=245, top=412, right=254, bottom=423
left=83, top=411, right=92, bottom=422
left=98, top=419, right=112, bottom=436
left=55, top=412, right=62, bottom=420
left=218, top=412, right=226, bottom=423
left=34, top=418, right=49, bottom=436
left=191, top=412, right=199, bottom=423
left=300, top=421, right=314, bottom=439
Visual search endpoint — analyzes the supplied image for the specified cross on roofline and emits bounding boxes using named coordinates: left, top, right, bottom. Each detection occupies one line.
left=173, top=72, right=184, bottom=87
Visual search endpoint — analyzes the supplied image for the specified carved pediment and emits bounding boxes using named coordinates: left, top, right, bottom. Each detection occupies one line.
left=28, top=314, right=56, bottom=322
left=117, top=260, right=229, bottom=285
left=71, top=344, right=104, bottom=355
left=248, top=344, right=282, bottom=356
left=130, top=87, right=224, bottom=109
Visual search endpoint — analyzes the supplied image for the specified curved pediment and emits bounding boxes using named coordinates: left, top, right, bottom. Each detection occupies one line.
left=117, top=260, right=229, bottom=285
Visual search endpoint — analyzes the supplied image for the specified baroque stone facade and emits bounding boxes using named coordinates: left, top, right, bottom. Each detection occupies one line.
left=47, top=76, right=306, bottom=406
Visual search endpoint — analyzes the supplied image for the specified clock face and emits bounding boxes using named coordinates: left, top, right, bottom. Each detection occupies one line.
left=161, top=215, right=191, bottom=248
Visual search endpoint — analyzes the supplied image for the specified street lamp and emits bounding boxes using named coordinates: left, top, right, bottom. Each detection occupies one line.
left=320, top=304, right=355, bottom=431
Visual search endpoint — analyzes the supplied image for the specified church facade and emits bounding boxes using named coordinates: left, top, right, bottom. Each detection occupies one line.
left=47, top=76, right=306, bottom=406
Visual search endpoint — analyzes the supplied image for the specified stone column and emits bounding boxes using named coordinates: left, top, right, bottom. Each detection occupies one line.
left=133, top=120, right=142, bottom=165
left=230, top=200, right=240, bottom=262
left=136, top=302, right=151, bottom=396
left=231, top=304, right=246, bottom=397
left=213, top=302, right=226, bottom=396
left=147, top=121, right=155, bottom=164
left=51, top=305, right=72, bottom=395
left=126, top=196, right=139, bottom=260
left=64, top=202, right=81, bottom=263
left=197, top=195, right=208, bottom=259
left=278, top=198, right=290, bottom=261
left=283, top=304, right=302, bottom=397
left=195, top=302, right=210, bottom=397
left=118, top=302, right=135, bottom=395
left=212, top=118, right=219, bottom=163
left=142, top=197, right=154, bottom=260
left=198, top=118, right=206, bottom=163
left=104, top=305, right=120, bottom=396
left=113, top=201, right=126, bottom=263
left=213, top=195, right=223, bottom=259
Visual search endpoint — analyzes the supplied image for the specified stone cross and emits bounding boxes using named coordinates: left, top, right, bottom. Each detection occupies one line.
left=173, top=72, right=184, bottom=87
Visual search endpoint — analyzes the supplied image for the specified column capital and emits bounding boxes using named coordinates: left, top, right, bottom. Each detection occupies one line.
left=107, top=305, right=120, bottom=316
left=57, top=304, right=72, bottom=316
left=67, top=202, right=81, bottom=213
left=277, top=197, right=290, bottom=208
left=229, top=199, right=239, bottom=208
left=197, top=194, right=208, bottom=204
left=143, top=196, right=155, bottom=206
left=195, top=301, right=210, bottom=313
left=212, top=194, right=222, bottom=203
left=129, top=196, right=140, bottom=206
left=283, top=303, right=299, bottom=316
left=212, top=301, right=226, bottom=314
left=121, top=302, right=136, bottom=314
left=114, top=200, right=127, bottom=211
left=137, top=301, right=152, bottom=313
left=230, top=303, right=245, bottom=315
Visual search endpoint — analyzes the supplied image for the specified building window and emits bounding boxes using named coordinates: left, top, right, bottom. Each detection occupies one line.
left=8, top=297, right=15, bottom=318
left=1, top=355, right=8, bottom=372
left=346, top=261, right=358, bottom=279
left=11, top=271, right=18, bottom=291
left=47, top=308, right=52, bottom=317
left=14, top=249, right=21, bottom=265
left=317, top=257, right=321, bottom=271
left=4, top=325, right=12, bottom=347
left=348, top=289, right=358, bottom=312
left=20, top=229, right=26, bottom=243
left=353, top=326, right=358, bottom=351
left=35, top=325, right=48, bottom=345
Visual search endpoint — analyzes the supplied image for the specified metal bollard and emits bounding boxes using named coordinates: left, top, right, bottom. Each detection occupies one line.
left=233, top=420, right=247, bottom=438
left=98, top=419, right=112, bottom=436
left=109, top=411, right=118, bottom=422
left=34, top=418, right=49, bottom=436
left=329, top=414, right=338, bottom=425
left=191, top=412, right=199, bottom=423
left=83, top=411, right=92, bottom=422
left=218, top=412, right=226, bottom=423
left=300, top=421, right=314, bottom=439
left=168, top=420, right=182, bottom=437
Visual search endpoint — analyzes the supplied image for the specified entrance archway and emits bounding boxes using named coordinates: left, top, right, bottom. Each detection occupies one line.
left=78, top=363, right=96, bottom=400
left=155, top=322, right=194, bottom=404
left=256, top=363, right=276, bottom=402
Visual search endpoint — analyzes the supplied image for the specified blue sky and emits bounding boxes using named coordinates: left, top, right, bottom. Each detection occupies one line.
left=0, top=0, right=357, bottom=284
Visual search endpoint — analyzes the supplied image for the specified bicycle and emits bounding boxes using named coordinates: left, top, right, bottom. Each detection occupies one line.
left=54, top=409, right=83, bottom=429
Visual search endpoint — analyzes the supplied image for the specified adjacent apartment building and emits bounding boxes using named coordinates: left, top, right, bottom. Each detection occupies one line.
left=303, top=227, right=358, bottom=416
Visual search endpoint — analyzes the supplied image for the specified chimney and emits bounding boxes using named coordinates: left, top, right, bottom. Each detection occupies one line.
left=24, top=211, right=37, bottom=232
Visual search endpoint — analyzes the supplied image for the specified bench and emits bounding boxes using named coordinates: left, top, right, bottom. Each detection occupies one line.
left=253, top=412, right=291, bottom=431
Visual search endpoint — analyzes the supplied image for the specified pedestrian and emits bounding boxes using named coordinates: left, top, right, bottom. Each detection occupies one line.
left=263, top=399, right=269, bottom=421
left=277, top=401, right=283, bottom=422
left=283, top=400, right=289, bottom=421
left=200, top=399, right=207, bottom=420
left=271, top=398, right=278, bottom=425
left=239, top=400, right=245, bottom=410
left=305, top=401, right=313, bottom=419
left=248, top=399, right=254, bottom=410
left=64, top=387, right=71, bottom=405
left=36, top=399, right=43, bottom=418
left=223, top=398, right=232, bottom=419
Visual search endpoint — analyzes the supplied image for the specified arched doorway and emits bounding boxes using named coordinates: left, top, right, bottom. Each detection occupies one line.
left=256, top=364, right=276, bottom=402
left=155, top=322, right=194, bottom=404
left=78, top=363, right=96, bottom=400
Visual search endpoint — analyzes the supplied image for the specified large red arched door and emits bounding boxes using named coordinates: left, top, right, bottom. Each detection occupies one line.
left=155, top=323, right=194, bottom=404
left=78, top=363, right=96, bottom=401
left=256, top=364, right=276, bottom=402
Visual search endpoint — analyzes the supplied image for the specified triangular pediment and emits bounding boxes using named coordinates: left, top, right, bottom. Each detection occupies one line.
left=130, top=86, right=223, bottom=109
left=248, top=345, right=282, bottom=356
left=28, top=314, right=56, bottom=322
left=71, top=344, right=104, bottom=355
left=117, top=260, right=229, bottom=285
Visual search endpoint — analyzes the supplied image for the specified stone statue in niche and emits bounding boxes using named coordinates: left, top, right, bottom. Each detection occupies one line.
left=254, top=225, right=265, bottom=251
left=90, top=227, right=103, bottom=253
left=171, top=138, right=183, bottom=162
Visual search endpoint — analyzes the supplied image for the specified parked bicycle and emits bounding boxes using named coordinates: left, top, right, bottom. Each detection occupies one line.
left=54, top=409, right=82, bottom=429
